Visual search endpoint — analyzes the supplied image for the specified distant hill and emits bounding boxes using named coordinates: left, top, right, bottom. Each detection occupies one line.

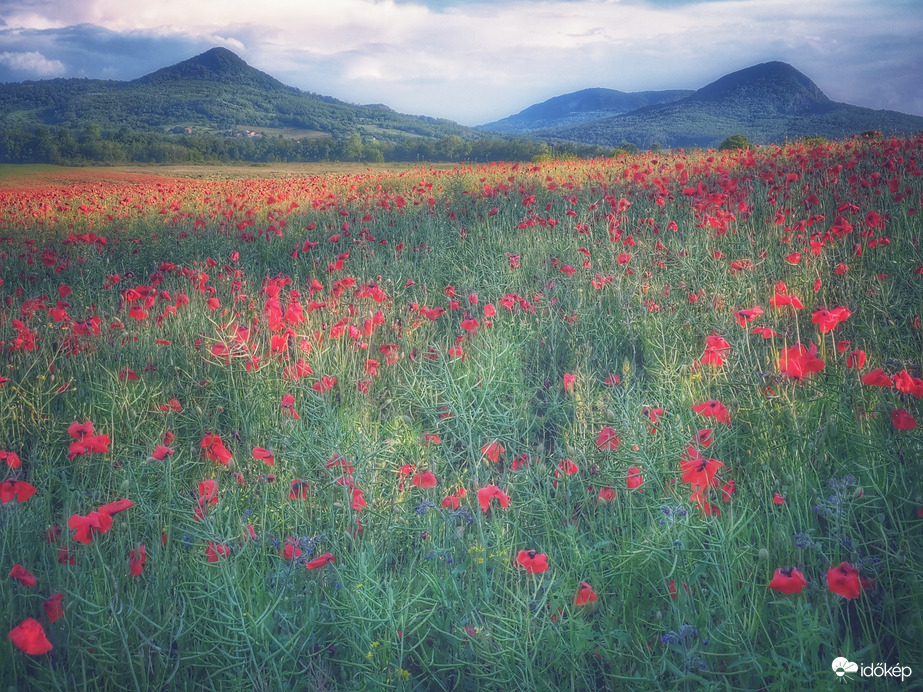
left=0, top=47, right=481, bottom=142
left=477, top=87, right=693, bottom=134
left=491, top=62, right=923, bottom=149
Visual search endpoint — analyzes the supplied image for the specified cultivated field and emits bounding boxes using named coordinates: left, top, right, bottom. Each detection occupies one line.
left=1, top=137, right=921, bottom=690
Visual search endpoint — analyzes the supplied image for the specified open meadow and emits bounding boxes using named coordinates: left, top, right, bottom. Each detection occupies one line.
left=1, top=137, right=922, bottom=690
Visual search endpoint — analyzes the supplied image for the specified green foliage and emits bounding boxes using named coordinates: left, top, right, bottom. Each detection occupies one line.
left=0, top=124, right=613, bottom=165
left=1, top=139, right=922, bottom=689
left=718, top=134, right=753, bottom=150
left=800, top=135, right=830, bottom=147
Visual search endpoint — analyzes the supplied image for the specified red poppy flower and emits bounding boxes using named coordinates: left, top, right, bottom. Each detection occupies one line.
left=768, top=567, right=808, bottom=594
left=327, top=454, right=355, bottom=476
left=281, top=538, right=303, bottom=560
left=306, top=553, right=335, bottom=570
left=67, top=433, right=111, bottom=459
left=8, top=618, right=52, bottom=655
left=701, top=334, right=731, bottom=366
left=510, top=452, right=534, bottom=470
left=563, top=373, right=576, bottom=391
left=252, top=447, right=275, bottom=465
left=692, top=400, right=730, bottom=426
left=811, top=306, right=851, bottom=334
left=313, top=375, right=338, bottom=394
left=351, top=486, right=367, bottom=510
left=0, top=451, right=22, bottom=469
left=734, top=305, right=763, bottom=327
left=9, top=564, right=37, bottom=587
left=289, top=480, right=309, bottom=499
left=891, top=408, right=917, bottom=431
left=626, top=466, right=643, bottom=491
left=68, top=510, right=113, bottom=544
left=129, top=544, right=146, bottom=577
left=596, top=426, right=621, bottom=451
left=198, top=480, right=219, bottom=508
left=118, top=368, right=140, bottom=381
left=0, top=480, right=37, bottom=503
left=480, top=441, right=505, bottom=463
left=575, top=581, right=598, bottom=606
left=721, top=479, right=736, bottom=502
left=280, top=393, right=300, bottom=420
left=751, top=326, right=778, bottom=339
left=128, top=305, right=148, bottom=320
left=97, top=498, right=133, bottom=516
left=460, top=318, right=479, bottom=333
left=861, top=368, right=892, bottom=387
left=769, top=292, right=803, bottom=310
left=43, top=593, right=64, bottom=623
left=556, top=459, right=578, bottom=476
left=846, top=350, right=867, bottom=369
left=205, top=542, right=230, bottom=562
left=201, top=433, right=233, bottom=465
left=680, top=456, right=723, bottom=491
left=158, top=398, right=182, bottom=413
left=412, top=470, right=438, bottom=488
left=597, top=487, right=617, bottom=503
left=477, top=484, right=511, bottom=512
left=894, top=371, right=923, bottom=397
left=516, top=550, right=549, bottom=574
left=441, top=495, right=460, bottom=510
left=778, top=343, right=825, bottom=380
left=827, top=561, right=861, bottom=599
left=151, top=445, right=174, bottom=461
left=282, top=359, right=313, bottom=381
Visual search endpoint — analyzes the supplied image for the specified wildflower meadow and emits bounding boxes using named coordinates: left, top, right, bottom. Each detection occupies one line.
left=1, top=136, right=922, bottom=690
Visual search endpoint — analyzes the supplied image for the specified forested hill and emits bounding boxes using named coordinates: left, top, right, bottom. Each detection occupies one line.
left=0, top=47, right=479, bottom=141
left=536, top=62, right=923, bottom=149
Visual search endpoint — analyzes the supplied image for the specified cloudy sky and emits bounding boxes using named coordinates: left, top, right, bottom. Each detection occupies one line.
left=1, top=0, right=921, bottom=126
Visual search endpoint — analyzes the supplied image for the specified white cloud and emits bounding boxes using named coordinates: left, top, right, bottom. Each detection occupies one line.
left=0, top=50, right=65, bottom=76
left=0, top=0, right=920, bottom=123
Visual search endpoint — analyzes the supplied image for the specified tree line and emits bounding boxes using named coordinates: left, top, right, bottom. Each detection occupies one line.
left=0, top=124, right=616, bottom=165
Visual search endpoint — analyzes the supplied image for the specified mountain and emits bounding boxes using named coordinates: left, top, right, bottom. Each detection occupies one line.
left=477, top=87, right=693, bottom=134
left=508, top=62, right=923, bottom=149
left=0, top=47, right=480, bottom=142
left=131, top=47, right=292, bottom=92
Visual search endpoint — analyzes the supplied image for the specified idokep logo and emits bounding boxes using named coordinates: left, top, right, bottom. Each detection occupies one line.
left=832, top=657, right=858, bottom=679
left=832, top=656, right=913, bottom=682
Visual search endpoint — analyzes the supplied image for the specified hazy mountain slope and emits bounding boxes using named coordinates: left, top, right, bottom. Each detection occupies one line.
left=539, top=62, right=923, bottom=148
left=0, top=47, right=481, bottom=141
left=477, top=87, right=693, bottom=134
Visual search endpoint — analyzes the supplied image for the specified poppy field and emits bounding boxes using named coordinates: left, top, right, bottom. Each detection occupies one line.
left=1, top=136, right=922, bottom=690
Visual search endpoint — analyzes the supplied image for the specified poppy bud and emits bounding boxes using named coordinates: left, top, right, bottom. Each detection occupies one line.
left=853, top=487, right=864, bottom=499
left=758, top=548, right=769, bottom=561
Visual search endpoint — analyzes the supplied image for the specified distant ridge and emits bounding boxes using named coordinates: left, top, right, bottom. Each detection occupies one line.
left=0, top=47, right=481, bottom=142
left=487, top=61, right=923, bottom=148
left=477, top=87, right=693, bottom=134
left=132, top=47, right=294, bottom=93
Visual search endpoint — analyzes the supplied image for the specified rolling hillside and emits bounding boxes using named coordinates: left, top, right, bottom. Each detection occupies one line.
left=477, top=87, right=693, bottom=134
left=0, top=47, right=481, bottom=143
left=536, top=62, right=923, bottom=148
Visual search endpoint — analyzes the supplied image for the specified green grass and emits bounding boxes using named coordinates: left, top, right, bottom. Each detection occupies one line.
left=0, top=137, right=921, bottom=690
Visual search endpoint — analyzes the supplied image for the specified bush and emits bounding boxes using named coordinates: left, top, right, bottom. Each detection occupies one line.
left=717, top=134, right=753, bottom=150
